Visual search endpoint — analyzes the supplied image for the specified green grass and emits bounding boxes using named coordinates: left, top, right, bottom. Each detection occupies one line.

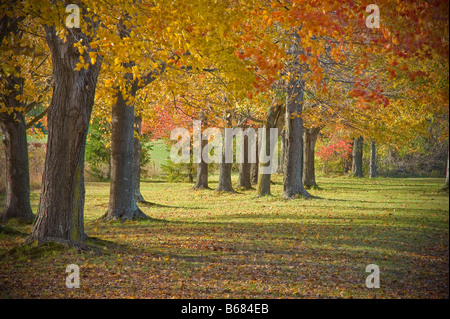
left=0, top=175, right=448, bottom=298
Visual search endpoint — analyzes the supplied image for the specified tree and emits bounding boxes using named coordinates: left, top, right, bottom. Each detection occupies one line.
left=193, top=111, right=210, bottom=189
left=237, top=132, right=253, bottom=190
left=257, top=98, right=284, bottom=197
left=0, top=12, right=50, bottom=223
left=352, top=136, right=364, bottom=177
left=302, top=127, right=321, bottom=189
left=369, top=141, right=377, bottom=178
left=21, top=1, right=103, bottom=244
left=445, top=147, right=449, bottom=191
left=216, top=112, right=235, bottom=193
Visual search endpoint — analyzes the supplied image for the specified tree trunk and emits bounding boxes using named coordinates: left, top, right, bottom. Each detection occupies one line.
left=445, top=147, right=449, bottom=190
left=278, top=129, right=285, bottom=174
left=28, top=25, right=102, bottom=244
left=100, top=91, right=148, bottom=221
left=256, top=125, right=273, bottom=197
left=0, top=110, right=34, bottom=223
left=238, top=133, right=252, bottom=189
left=352, top=136, right=364, bottom=177
left=302, top=127, right=320, bottom=189
left=251, top=135, right=259, bottom=185
left=0, top=16, right=34, bottom=223
left=282, top=76, right=311, bottom=199
left=193, top=112, right=209, bottom=189
left=134, top=114, right=146, bottom=202
left=216, top=114, right=235, bottom=193
left=256, top=101, right=284, bottom=197
left=369, top=141, right=377, bottom=178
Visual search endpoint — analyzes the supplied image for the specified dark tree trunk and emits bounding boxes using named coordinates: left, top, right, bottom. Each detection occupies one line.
left=0, top=15, right=33, bottom=223
left=251, top=135, right=259, bottom=184
left=256, top=125, right=273, bottom=196
left=278, top=129, right=285, bottom=174
left=302, top=127, right=320, bottom=189
left=256, top=101, right=284, bottom=197
left=369, top=141, right=377, bottom=178
left=134, top=114, right=146, bottom=202
left=216, top=115, right=235, bottom=193
left=282, top=76, right=311, bottom=199
left=28, top=25, right=102, bottom=244
left=238, top=133, right=252, bottom=189
left=193, top=112, right=209, bottom=189
left=100, top=90, right=148, bottom=221
left=352, top=136, right=364, bottom=177
left=0, top=108, right=34, bottom=223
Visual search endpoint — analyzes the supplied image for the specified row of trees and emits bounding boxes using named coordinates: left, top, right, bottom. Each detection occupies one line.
left=0, top=0, right=448, bottom=245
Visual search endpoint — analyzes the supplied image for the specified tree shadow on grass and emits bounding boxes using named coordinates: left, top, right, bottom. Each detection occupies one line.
left=138, top=200, right=203, bottom=210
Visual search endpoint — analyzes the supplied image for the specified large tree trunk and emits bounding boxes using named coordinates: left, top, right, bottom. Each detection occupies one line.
left=257, top=102, right=283, bottom=197
left=216, top=115, right=235, bottom=193
left=302, top=127, right=320, bottom=189
left=369, top=140, right=377, bottom=178
left=238, top=133, right=252, bottom=189
left=28, top=25, right=102, bottom=244
left=134, top=114, right=146, bottom=202
left=100, top=90, right=148, bottom=221
left=352, top=136, right=364, bottom=177
left=193, top=112, right=209, bottom=189
left=282, top=76, right=311, bottom=199
left=0, top=14, right=33, bottom=223
left=0, top=108, right=34, bottom=223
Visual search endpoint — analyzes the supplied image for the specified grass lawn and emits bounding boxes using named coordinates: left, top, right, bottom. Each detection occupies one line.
left=0, top=175, right=448, bottom=298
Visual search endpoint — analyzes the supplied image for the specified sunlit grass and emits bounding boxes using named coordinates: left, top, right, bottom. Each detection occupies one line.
left=0, top=175, right=448, bottom=298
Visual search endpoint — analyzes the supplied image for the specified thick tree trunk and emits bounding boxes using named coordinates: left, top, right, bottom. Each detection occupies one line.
left=28, top=25, right=102, bottom=244
left=216, top=115, right=235, bottom=193
left=238, top=133, right=252, bottom=189
left=134, top=114, right=146, bottom=202
left=100, top=91, right=148, bottom=221
left=282, top=76, right=311, bottom=199
left=257, top=101, right=284, bottom=197
left=251, top=135, right=259, bottom=185
left=369, top=141, right=377, bottom=178
left=193, top=112, right=209, bottom=189
left=302, top=127, right=320, bottom=189
left=0, top=111, right=34, bottom=223
left=0, top=16, right=34, bottom=223
left=256, top=125, right=273, bottom=197
left=352, top=136, right=364, bottom=177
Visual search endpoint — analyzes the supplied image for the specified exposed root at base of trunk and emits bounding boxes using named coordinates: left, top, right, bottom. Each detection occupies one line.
left=98, top=208, right=150, bottom=222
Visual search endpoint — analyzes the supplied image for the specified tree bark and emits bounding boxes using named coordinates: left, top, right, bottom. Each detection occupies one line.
left=134, top=114, right=146, bottom=202
left=216, top=114, right=235, bottom=193
left=256, top=124, right=273, bottom=197
left=282, top=76, right=311, bottom=199
left=445, top=147, right=449, bottom=190
left=100, top=90, right=148, bottom=221
left=278, top=129, right=285, bottom=174
left=28, top=25, right=102, bottom=244
left=257, top=101, right=284, bottom=197
left=352, top=136, right=364, bottom=177
left=0, top=13, right=34, bottom=223
left=0, top=109, right=34, bottom=223
left=302, top=127, right=320, bottom=189
left=250, top=135, right=259, bottom=185
left=369, top=140, right=377, bottom=178
left=238, top=133, right=252, bottom=189
left=193, top=112, right=209, bottom=189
